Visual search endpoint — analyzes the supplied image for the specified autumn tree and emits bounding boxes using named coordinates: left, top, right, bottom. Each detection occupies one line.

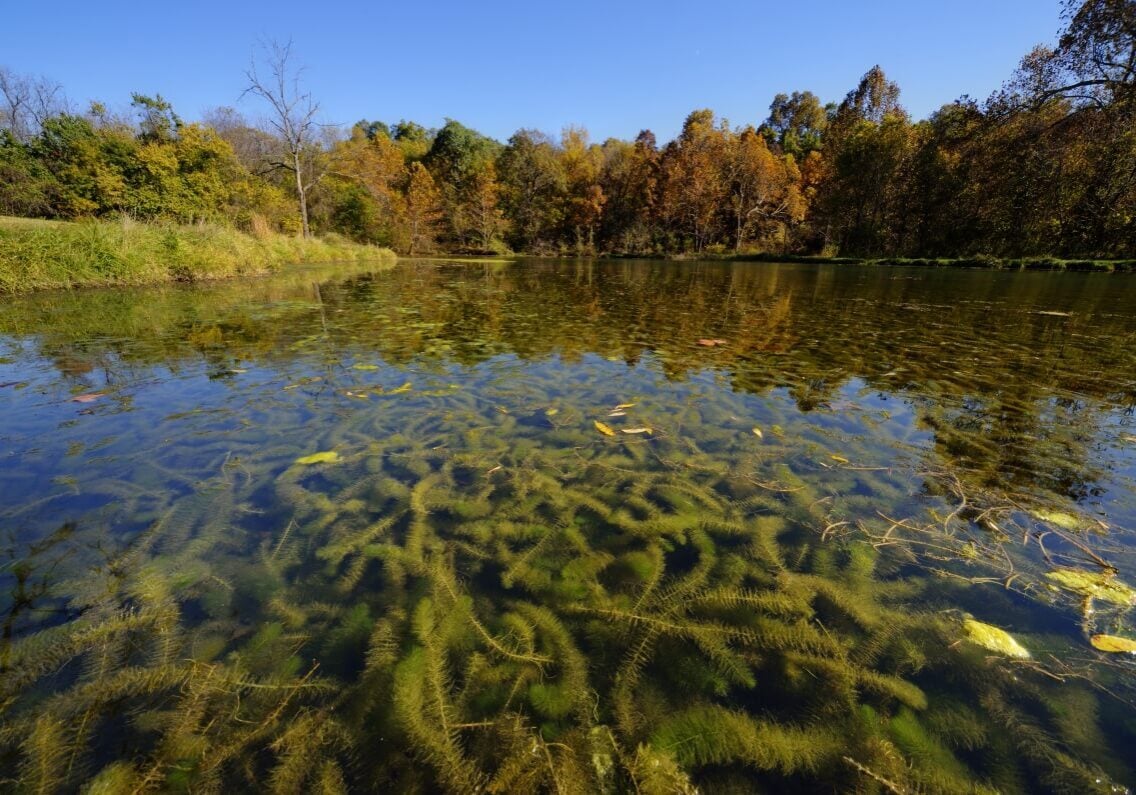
left=658, top=110, right=728, bottom=252
left=1052, top=0, right=1136, bottom=105
left=498, top=129, right=565, bottom=253
left=424, top=119, right=500, bottom=249
left=817, top=67, right=917, bottom=255
left=466, top=160, right=506, bottom=251
left=723, top=127, right=805, bottom=251
left=598, top=130, right=659, bottom=253
left=399, top=162, right=444, bottom=254
left=324, top=126, right=408, bottom=244
left=560, top=126, right=606, bottom=253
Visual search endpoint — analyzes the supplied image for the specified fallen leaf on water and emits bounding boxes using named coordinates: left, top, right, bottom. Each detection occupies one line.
left=962, top=618, right=1031, bottom=659
left=283, top=376, right=323, bottom=391
left=388, top=382, right=413, bottom=395
left=614, top=403, right=636, bottom=410
left=545, top=408, right=559, bottom=417
left=752, top=427, right=764, bottom=439
left=71, top=392, right=105, bottom=403
left=294, top=451, right=339, bottom=466
left=352, top=363, right=380, bottom=371
left=1090, top=634, right=1136, bottom=653
left=607, top=410, right=627, bottom=418
left=342, top=390, right=370, bottom=400
left=621, top=427, right=653, bottom=435
left=830, top=454, right=850, bottom=464
left=1045, top=568, right=1136, bottom=605
left=594, top=421, right=616, bottom=437
left=697, top=338, right=728, bottom=347
left=1121, top=434, right=1136, bottom=444
left=1031, top=509, right=1082, bottom=531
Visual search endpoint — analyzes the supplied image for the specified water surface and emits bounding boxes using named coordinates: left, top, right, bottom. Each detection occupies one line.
left=2, top=259, right=1135, bottom=793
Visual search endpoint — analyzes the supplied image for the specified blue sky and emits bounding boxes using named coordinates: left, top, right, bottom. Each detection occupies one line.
left=4, top=0, right=1063, bottom=144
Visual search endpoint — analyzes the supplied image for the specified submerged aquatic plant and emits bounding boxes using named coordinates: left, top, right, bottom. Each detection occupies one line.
left=1, top=260, right=1135, bottom=792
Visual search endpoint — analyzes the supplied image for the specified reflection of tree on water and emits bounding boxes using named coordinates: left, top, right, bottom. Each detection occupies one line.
left=5, top=261, right=1136, bottom=514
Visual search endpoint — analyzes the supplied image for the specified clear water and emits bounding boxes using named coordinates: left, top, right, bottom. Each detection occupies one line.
left=2, top=259, right=1135, bottom=793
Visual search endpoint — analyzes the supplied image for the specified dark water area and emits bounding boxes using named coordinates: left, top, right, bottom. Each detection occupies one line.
left=2, top=259, right=1135, bottom=793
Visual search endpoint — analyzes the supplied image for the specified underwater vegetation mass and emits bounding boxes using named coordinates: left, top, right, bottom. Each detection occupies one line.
left=1, top=260, right=1136, bottom=793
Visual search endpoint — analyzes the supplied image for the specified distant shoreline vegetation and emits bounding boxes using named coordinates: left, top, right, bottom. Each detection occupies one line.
left=668, top=252, right=1136, bottom=272
left=0, top=217, right=395, bottom=293
left=3, top=214, right=1134, bottom=296
left=1, top=1, right=1133, bottom=266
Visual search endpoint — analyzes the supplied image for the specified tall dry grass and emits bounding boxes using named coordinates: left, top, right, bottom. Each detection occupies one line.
left=0, top=216, right=396, bottom=293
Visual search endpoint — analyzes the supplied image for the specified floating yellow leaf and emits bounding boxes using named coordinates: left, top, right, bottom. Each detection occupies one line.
left=1090, top=634, right=1136, bottom=653
left=614, top=403, right=636, bottom=410
left=608, top=410, right=627, bottom=417
left=388, top=382, right=413, bottom=395
left=71, top=392, right=105, bottom=403
left=545, top=408, right=559, bottom=417
left=294, top=451, right=339, bottom=466
left=1045, top=569, right=1136, bottom=605
left=752, top=427, right=763, bottom=439
left=830, top=455, right=850, bottom=464
left=962, top=618, right=1031, bottom=659
left=594, top=421, right=616, bottom=437
left=1031, top=509, right=1082, bottom=530
left=352, top=363, right=379, bottom=371
left=621, top=427, right=653, bottom=435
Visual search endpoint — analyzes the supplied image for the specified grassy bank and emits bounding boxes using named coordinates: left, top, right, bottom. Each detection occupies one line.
left=0, top=217, right=396, bottom=293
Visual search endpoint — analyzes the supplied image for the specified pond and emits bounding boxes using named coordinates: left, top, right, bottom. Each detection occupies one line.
left=2, top=259, right=1136, bottom=793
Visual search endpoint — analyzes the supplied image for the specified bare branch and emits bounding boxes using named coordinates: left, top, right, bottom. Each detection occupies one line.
left=241, top=38, right=327, bottom=238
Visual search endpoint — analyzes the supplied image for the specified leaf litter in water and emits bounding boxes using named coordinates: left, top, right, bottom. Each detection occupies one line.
left=1030, top=508, right=1083, bottom=531
left=71, top=392, right=105, bottom=403
left=593, top=420, right=616, bottom=437
left=294, top=451, right=340, bottom=466
left=1089, top=635, right=1136, bottom=654
left=1045, top=569, right=1136, bottom=606
left=621, top=427, right=653, bottom=435
left=963, top=618, right=1031, bottom=659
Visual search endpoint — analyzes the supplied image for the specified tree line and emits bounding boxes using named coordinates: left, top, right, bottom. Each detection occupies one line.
left=1, top=0, right=1133, bottom=259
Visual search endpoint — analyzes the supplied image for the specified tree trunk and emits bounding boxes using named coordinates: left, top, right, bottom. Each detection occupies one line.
left=293, top=151, right=310, bottom=238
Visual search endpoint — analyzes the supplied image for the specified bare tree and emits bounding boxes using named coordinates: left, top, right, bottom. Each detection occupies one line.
left=0, top=66, right=67, bottom=141
left=203, top=105, right=280, bottom=173
left=241, top=40, right=323, bottom=238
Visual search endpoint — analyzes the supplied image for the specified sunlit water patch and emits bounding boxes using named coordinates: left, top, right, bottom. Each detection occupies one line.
left=2, top=259, right=1135, bottom=793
